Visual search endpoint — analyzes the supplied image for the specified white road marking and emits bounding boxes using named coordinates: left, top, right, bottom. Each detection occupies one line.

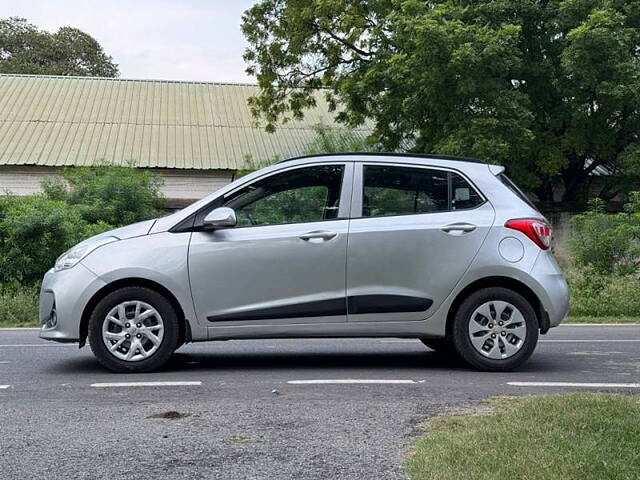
left=90, top=381, right=202, bottom=388
left=0, top=344, right=75, bottom=347
left=0, top=385, right=11, bottom=389
left=560, top=324, right=640, bottom=327
left=508, top=382, right=640, bottom=388
left=288, top=379, right=417, bottom=385
left=540, top=340, right=640, bottom=343
left=0, top=361, right=10, bottom=364
left=0, top=327, right=41, bottom=331
left=379, top=340, right=418, bottom=343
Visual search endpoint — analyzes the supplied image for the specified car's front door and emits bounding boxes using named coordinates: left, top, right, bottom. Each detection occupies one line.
left=346, top=162, right=495, bottom=322
left=188, top=163, right=353, bottom=330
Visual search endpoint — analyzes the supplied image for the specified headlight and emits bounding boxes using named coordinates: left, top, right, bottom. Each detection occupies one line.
left=54, top=236, right=118, bottom=271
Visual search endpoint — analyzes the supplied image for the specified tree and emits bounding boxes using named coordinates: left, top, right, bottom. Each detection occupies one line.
left=242, top=0, right=640, bottom=205
left=0, top=17, right=118, bottom=77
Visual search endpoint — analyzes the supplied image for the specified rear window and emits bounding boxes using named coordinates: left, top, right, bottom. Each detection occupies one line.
left=498, top=174, right=538, bottom=211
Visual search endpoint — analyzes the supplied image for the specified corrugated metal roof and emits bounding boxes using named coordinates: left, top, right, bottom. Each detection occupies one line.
left=0, top=74, right=371, bottom=170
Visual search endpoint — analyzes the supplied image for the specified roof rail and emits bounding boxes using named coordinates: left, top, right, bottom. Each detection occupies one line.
left=276, top=152, right=486, bottom=165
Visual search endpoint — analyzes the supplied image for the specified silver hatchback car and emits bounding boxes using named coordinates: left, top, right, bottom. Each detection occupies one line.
left=40, top=153, right=568, bottom=372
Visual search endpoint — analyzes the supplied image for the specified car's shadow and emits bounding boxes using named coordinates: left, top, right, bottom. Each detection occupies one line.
left=45, top=344, right=561, bottom=375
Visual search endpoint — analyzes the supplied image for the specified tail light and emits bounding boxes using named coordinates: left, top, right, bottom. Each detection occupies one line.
left=505, top=218, right=552, bottom=250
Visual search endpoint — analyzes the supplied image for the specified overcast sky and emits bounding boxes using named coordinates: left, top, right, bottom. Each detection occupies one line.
left=0, top=0, right=257, bottom=82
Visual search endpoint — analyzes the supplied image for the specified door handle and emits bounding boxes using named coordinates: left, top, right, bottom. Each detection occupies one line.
left=299, top=231, right=338, bottom=241
left=440, top=223, right=477, bottom=234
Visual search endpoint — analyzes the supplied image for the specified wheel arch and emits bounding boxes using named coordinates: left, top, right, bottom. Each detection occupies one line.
left=445, top=276, right=549, bottom=338
left=79, top=277, right=192, bottom=348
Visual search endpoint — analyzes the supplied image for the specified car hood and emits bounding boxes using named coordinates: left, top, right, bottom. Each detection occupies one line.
left=93, top=218, right=157, bottom=241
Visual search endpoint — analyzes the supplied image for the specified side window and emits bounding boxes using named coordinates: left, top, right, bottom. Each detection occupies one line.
left=223, top=165, right=344, bottom=227
left=363, top=165, right=449, bottom=217
left=362, top=165, right=483, bottom=217
left=451, top=172, right=483, bottom=210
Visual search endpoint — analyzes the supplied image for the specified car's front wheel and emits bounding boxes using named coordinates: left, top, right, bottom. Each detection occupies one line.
left=88, top=287, right=179, bottom=373
left=451, top=287, right=539, bottom=371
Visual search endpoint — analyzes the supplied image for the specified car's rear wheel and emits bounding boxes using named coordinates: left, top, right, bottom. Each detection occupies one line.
left=451, top=287, right=538, bottom=371
left=88, top=287, right=179, bottom=373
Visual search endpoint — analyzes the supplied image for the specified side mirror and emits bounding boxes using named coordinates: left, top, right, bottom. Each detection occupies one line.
left=203, top=207, right=237, bottom=229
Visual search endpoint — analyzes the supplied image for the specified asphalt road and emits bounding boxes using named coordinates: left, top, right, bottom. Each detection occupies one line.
left=1, top=324, right=639, bottom=480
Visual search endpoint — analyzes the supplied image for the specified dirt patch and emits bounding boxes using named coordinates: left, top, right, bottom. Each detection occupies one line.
left=147, top=411, right=191, bottom=420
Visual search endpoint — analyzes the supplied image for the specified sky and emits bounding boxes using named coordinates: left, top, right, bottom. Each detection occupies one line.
left=0, top=0, right=258, bottom=82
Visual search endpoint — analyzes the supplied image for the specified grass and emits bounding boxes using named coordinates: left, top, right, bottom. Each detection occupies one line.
left=406, top=393, right=640, bottom=480
left=0, top=285, right=40, bottom=327
left=566, top=316, right=640, bottom=324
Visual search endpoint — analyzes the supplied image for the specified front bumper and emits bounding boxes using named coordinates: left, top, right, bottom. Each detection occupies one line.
left=39, top=263, right=107, bottom=343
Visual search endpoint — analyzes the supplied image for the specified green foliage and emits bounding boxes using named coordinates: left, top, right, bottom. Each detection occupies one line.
left=0, top=194, right=106, bottom=285
left=570, top=195, right=640, bottom=275
left=236, top=124, right=374, bottom=178
left=235, top=153, right=282, bottom=179
left=42, top=164, right=165, bottom=226
left=303, top=124, right=376, bottom=155
left=0, top=17, right=118, bottom=76
left=242, top=0, right=640, bottom=204
left=567, top=266, right=640, bottom=317
left=236, top=186, right=328, bottom=227
left=0, top=284, right=39, bottom=327
left=0, top=165, right=164, bottom=285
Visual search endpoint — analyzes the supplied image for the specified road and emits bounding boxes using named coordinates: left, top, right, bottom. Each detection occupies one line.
left=1, top=324, right=639, bottom=480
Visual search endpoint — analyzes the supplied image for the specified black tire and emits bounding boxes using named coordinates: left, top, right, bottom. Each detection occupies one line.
left=419, top=338, right=455, bottom=355
left=451, top=287, right=539, bottom=371
left=88, top=287, right=179, bottom=373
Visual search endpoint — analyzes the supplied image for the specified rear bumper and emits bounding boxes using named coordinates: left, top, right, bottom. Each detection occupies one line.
left=39, top=264, right=106, bottom=343
left=530, top=252, right=569, bottom=328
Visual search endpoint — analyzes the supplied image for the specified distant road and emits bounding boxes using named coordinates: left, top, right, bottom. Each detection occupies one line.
left=1, top=325, right=639, bottom=480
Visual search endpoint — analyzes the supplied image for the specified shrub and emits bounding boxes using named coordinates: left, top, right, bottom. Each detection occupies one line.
left=1, top=164, right=165, bottom=286
left=0, top=194, right=109, bottom=285
left=567, top=266, right=640, bottom=317
left=569, top=196, right=640, bottom=275
left=303, top=124, right=376, bottom=154
left=42, top=164, right=164, bottom=226
left=0, top=284, right=40, bottom=327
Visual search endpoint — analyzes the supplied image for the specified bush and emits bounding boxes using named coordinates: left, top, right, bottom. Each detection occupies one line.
left=567, top=266, right=640, bottom=317
left=0, top=194, right=107, bottom=285
left=0, top=164, right=165, bottom=286
left=42, top=164, right=164, bottom=226
left=569, top=196, right=640, bottom=275
left=303, top=123, right=376, bottom=154
left=0, top=284, right=40, bottom=327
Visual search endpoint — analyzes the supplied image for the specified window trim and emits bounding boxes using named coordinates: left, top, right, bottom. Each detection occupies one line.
left=349, top=162, right=487, bottom=220
left=171, top=162, right=354, bottom=232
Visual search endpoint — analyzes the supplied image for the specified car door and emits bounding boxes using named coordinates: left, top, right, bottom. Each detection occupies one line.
left=188, top=163, right=353, bottom=329
left=346, top=162, right=495, bottom=322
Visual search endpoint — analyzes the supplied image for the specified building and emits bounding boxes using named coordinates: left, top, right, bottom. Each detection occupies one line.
left=0, top=74, right=370, bottom=207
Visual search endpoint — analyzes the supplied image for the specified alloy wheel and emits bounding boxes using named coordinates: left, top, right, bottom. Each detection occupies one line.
left=467, top=300, right=527, bottom=360
left=101, top=301, right=164, bottom=362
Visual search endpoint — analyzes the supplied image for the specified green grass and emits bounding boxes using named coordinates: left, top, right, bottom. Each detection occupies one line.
left=0, top=285, right=39, bottom=327
left=406, top=393, right=640, bottom=480
left=566, top=316, right=640, bottom=324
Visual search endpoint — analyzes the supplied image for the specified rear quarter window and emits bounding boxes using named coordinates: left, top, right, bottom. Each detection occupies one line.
left=498, top=174, right=538, bottom=211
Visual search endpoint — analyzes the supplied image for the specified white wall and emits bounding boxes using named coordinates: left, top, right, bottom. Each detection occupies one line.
left=0, top=165, right=235, bottom=203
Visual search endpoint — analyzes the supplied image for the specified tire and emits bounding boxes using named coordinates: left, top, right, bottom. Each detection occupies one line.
left=419, top=338, right=455, bottom=355
left=451, top=287, right=539, bottom=371
left=88, top=286, right=180, bottom=373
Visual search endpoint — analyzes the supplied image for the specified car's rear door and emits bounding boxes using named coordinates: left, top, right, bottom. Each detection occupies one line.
left=345, top=162, right=495, bottom=322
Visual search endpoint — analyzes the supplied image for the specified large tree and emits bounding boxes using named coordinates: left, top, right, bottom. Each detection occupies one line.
left=242, top=0, right=640, bottom=205
left=0, top=17, right=118, bottom=77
